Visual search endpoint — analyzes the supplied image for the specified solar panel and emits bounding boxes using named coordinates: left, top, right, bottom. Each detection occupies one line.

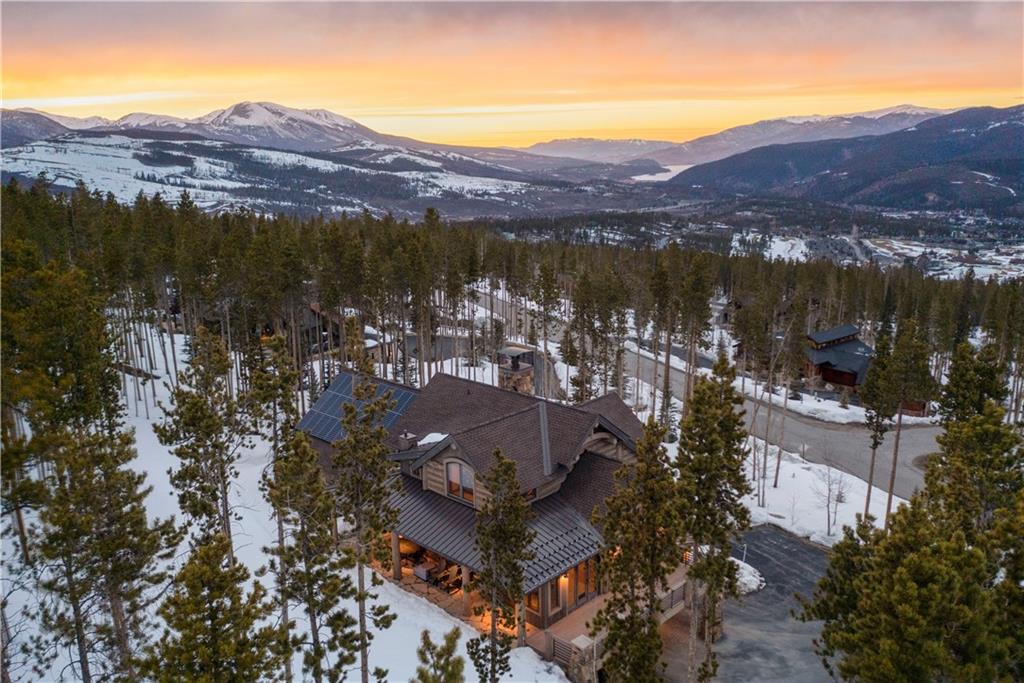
left=297, top=371, right=419, bottom=445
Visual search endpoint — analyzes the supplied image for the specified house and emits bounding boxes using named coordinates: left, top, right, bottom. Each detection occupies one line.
left=297, top=370, right=690, bottom=670
left=804, top=323, right=874, bottom=391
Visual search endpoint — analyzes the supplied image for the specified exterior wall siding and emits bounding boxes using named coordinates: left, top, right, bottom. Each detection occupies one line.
left=423, top=459, right=446, bottom=496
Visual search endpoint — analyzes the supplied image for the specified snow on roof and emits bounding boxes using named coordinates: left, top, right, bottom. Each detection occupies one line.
left=418, top=432, right=448, bottom=446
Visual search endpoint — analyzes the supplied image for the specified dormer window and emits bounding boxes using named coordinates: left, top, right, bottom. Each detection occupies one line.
left=446, top=461, right=475, bottom=504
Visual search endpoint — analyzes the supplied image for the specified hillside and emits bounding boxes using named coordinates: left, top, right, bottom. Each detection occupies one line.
left=665, top=105, right=1024, bottom=212
left=1, top=110, right=71, bottom=148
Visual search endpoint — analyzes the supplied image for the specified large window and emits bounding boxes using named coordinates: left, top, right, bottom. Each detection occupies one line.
left=526, top=590, right=540, bottom=613
left=446, top=461, right=475, bottom=504
left=550, top=580, right=560, bottom=609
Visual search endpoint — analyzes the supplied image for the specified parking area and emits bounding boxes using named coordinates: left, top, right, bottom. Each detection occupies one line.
left=717, top=525, right=831, bottom=682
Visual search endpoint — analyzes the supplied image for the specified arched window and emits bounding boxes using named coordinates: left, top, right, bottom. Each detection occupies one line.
left=445, top=461, right=475, bottom=504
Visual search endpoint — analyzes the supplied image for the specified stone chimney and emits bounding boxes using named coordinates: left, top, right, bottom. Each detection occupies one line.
left=397, top=432, right=419, bottom=451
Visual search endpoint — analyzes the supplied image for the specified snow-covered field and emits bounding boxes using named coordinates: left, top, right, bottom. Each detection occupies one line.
left=738, top=439, right=902, bottom=547
left=731, top=230, right=809, bottom=263
left=865, top=238, right=1024, bottom=281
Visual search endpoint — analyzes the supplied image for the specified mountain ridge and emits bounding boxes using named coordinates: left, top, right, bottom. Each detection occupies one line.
left=664, top=105, right=1024, bottom=212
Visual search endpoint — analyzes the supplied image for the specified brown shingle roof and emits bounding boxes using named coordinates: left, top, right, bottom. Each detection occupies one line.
left=579, top=392, right=645, bottom=442
left=389, top=374, right=646, bottom=491
left=558, top=452, right=625, bottom=527
left=449, top=403, right=598, bottom=492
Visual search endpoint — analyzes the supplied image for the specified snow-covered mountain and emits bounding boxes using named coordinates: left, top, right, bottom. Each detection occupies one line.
left=666, top=105, right=1023, bottom=212
left=10, top=101, right=662, bottom=182
left=0, top=131, right=665, bottom=218
left=523, top=105, right=953, bottom=166
left=522, top=137, right=676, bottom=164
left=101, top=102, right=385, bottom=151
left=14, top=107, right=113, bottom=130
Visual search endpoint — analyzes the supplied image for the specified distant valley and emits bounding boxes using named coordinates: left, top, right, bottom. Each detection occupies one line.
left=2, top=101, right=1021, bottom=218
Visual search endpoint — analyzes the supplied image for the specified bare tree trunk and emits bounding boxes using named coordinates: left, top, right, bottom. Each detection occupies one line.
left=687, top=548, right=702, bottom=683
left=661, top=325, right=673, bottom=424
left=62, top=557, right=92, bottom=683
left=773, top=375, right=789, bottom=488
left=650, top=328, right=660, bottom=416
left=864, top=444, right=878, bottom=518
left=356, top=546, right=370, bottom=683
left=107, top=589, right=136, bottom=680
left=218, top=463, right=235, bottom=563
left=885, top=407, right=905, bottom=525
left=277, top=514, right=292, bottom=683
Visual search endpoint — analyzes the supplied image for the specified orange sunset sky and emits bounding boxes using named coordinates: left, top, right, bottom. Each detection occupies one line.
left=2, top=2, right=1022, bottom=147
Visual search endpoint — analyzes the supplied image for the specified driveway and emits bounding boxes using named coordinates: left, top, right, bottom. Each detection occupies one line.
left=658, top=525, right=830, bottom=682
left=717, top=525, right=830, bottom=682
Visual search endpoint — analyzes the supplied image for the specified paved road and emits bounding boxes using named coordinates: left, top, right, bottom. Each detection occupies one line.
left=628, top=348, right=936, bottom=500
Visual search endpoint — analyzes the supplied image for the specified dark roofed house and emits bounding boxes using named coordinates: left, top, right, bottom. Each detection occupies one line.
left=299, top=370, right=688, bottom=669
left=804, top=324, right=874, bottom=390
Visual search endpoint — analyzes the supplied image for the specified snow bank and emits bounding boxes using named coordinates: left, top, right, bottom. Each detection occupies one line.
left=731, top=558, right=765, bottom=594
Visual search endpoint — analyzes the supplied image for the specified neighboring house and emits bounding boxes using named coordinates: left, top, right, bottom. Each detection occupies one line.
left=298, top=370, right=689, bottom=668
left=804, top=323, right=874, bottom=391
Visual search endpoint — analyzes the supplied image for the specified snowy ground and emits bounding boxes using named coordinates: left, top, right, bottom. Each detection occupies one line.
left=737, top=438, right=903, bottom=547
left=1, top=333, right=566, bottom=683
left=731, top=230, right=809, bottom=263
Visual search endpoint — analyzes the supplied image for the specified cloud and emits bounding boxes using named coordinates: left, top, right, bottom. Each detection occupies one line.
left=3, top=91, right=202, bottom=110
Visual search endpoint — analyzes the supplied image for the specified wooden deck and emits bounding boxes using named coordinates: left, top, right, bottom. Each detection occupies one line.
left=526, top=563, right=690, bottom=667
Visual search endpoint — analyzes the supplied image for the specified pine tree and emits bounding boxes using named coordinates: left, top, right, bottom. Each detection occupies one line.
left=142, top=534, right=282, bottom=682
left=155, top=326, right=253, bottom=556
left=860, top=333, right=897, bottom=518
left=676, top=354, right=751, bottom=682
left=266, top=428, right=359, bottom=683
left=796, top=518, right=882, bottom=680
left=800, top=497, right=1007, bottom=682
left=332, top=363, right=400, bottom=683
left=413, top=628, right=465, bottom=683
left=590, top=419, right=684, bottom=682
left=32, top=428, right=179, bottom=682
left=250, top=334, right=301, bottom=682
left=467, top=449, right=535, bottom=683
left=533, top=262, right=561, bottom=399
left=927, top=400, right=1022, bottom=545
left=988, top=492, right=1024, bottom=680
left=883, top=319, right=936, bottom=523
left=938, top=342, right=1008, bottom=426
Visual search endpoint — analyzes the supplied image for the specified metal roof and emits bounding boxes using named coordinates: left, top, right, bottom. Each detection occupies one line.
left=808, top=323, right=860, bottom=346
left=806, top=338, right=874, bottom=384
left=297, top=371, right=419, bottom=444
left=391, top=475, right=603, bottom=593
